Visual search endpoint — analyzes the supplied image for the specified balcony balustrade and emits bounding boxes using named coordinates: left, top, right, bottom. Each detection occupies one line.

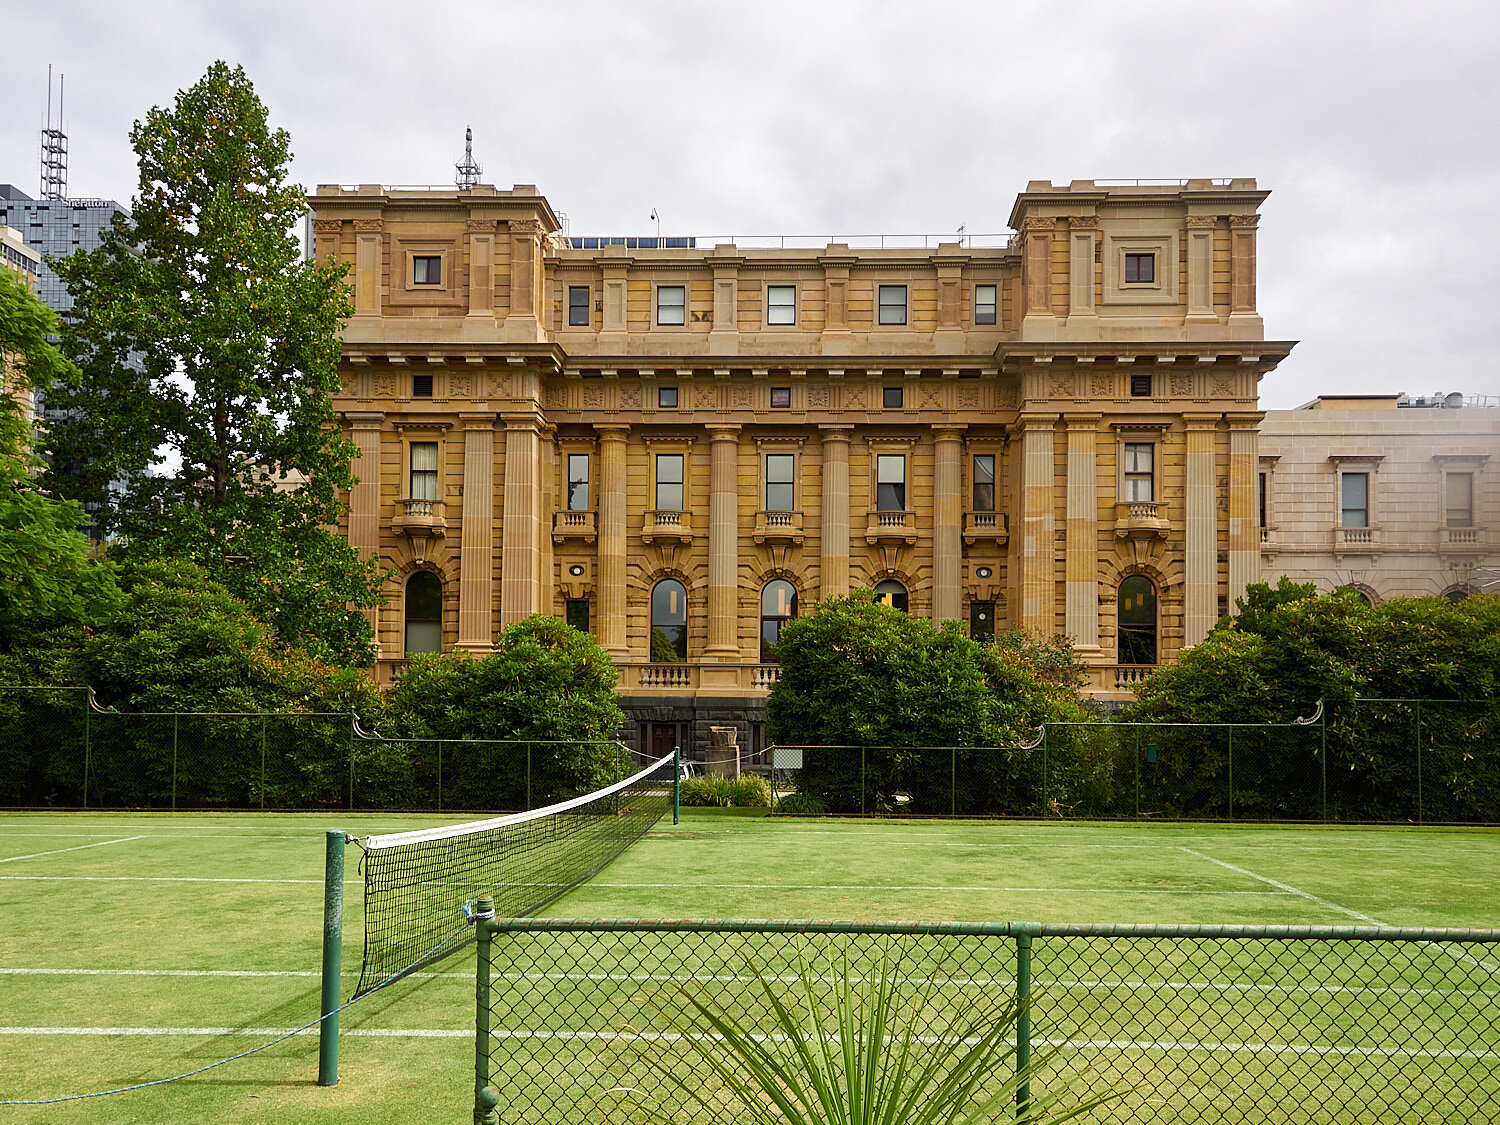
left=864, top=508, right=918, bottom=545
left=1114, top=501, right=1170, bottom=539
left=552, top=509, right=597, bottom=543
left=641, top=509, right=694, bottom=546
left=963, top=510, right=1009, bottom=546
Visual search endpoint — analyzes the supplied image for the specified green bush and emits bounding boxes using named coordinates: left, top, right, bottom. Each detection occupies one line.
left=680, top=774, right=773, bottom=808
left=772, top=792, right=827, bottom=815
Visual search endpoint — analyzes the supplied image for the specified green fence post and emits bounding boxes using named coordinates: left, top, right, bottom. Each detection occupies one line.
left=171, top=712, right=179, bottom=812
left=1321, top=707, right=1328, bottom=824
left=861, top=746, right=867, bottom=816
left=951, top=746, right=957, bottom=817
left=1415, top=698, right=1423, bottom=826
left=260, top=715, right=267, bottom=811
left=1015, top=929, right=1033, bottom=1123
left=1227, top=724, right=1234, bottom=821
left=347, top=719, right=356, bottom=811
left=673, top=745, right=682, bottom=825
left=1134, top=726, right=1140, bottom=818
left=526, top=743, right=533, bottom=811
left=83, top=692, right=90, bottom=810
left=438, top=742, right=444, bottom=814
left=317, top=829, right=345, bottom=1086
left=472, top=897, right=499, bottom=1125
left=1040, top=727, right=1048, bottom=817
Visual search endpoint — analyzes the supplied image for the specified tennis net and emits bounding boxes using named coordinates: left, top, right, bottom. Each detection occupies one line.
left=352, top=750, right=676, bottom=996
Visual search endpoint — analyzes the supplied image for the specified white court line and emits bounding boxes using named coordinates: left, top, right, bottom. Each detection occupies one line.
left=1, top=1026, right=1493, bottom=1060
left=0, top=876, right=357, bottom=885
left=590, top=881, right=1290, bottom=895
left=0, top=837, right=144, bottom=864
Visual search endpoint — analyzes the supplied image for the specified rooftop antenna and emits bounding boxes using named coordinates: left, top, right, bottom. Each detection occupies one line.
left=40, top=65, right=68, bottom=201
left=455, top=127, right=481, bottom=191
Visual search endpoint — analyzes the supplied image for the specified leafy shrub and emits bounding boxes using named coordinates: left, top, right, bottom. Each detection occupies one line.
left=680, top=774, right=773, bottom=808
left=772, top=792, right=826, bottom=815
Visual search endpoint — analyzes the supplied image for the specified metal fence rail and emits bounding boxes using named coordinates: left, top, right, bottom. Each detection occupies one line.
left=473, top=918, right=1500, bottom=1124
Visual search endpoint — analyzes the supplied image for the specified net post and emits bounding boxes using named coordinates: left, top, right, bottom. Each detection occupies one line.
left=673, top=745, right=681, bottom=825
left=1015, top=928, right=1033, bottom=1123
left=473, top=896, right=499, bottom=1125
left=318, top=829, right=345, bottom=1086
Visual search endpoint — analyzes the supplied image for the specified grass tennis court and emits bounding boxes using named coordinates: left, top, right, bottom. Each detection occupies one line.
left=1, top=810, right=1498, bottom=1122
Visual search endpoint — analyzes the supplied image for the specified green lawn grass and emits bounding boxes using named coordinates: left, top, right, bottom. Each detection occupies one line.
left=0, top=809, right=1497, bottom=1122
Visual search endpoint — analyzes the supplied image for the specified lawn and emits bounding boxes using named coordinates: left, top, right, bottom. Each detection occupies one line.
left=1, top=810, right=1497, bottom=1122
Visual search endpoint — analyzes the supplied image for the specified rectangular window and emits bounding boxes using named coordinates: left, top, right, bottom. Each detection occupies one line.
left=1124, top=253, right=1155, bottom=284
left=565, top=599, right=590, bottom=633
left=1446, top=473, right=1474, bottom=528
left=766, top=454, right=795, bottom=511
left=656, top=285, right=686, bottom=326
left=658, top=385, right=678, bottom=409
left=656, top=453, right=684, bottom=511
left=770, top=387, right=791, bottom=409
left=412, top=372, right=433, bottom=398
left=413, top=255, right=441, bottom=285
left=876, top=454, right=906, bottom=511
left=767, top=285, right=796, bottom=325
left=878, top=285, right=908, bottom=325
left=1130, top=373, right=1152, bottom=397
left=973, top=454, right=995, bottom=512
left=970, top=601, right=995, bottom=643
left=567, top=286, right=590, bottom=327
left=410, top=442, right=438, bottom=501
left=974, top=284, right=997, bottom=325
left=1258, top=471, right=1267, bottom=529
left=567, top=453, right=590, bottom=511
left=883, top=385, right=904, bottom=409
left=1123, top=443, right=1154, bottom=503
left=1341, top=472, right=1369, bottom=528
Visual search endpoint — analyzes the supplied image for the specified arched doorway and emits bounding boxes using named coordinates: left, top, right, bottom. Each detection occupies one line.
left=1117, top=575, right=1157, bottom=665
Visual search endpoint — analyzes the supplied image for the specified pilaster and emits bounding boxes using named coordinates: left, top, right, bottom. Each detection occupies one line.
left=347, top=412, right=385, bottom=644
left=457, top=414, right=496, bottom=651
left=706, top=426, right=742, bottom=658
left=353, top=220, right=382, bottom=316
left=1018, top=413, right=1057, bottom=634
left=1228, top=214, right=1263, bottom=335
left=596, top=424, right=629, bottom=658
left=1064, top=413, right=1101, bottom=651
left=932, top=427, right=965, bottom=624
left=819, top=426, right=852, bottom=598
left=1184, top=415, right=1219, bottom=646
left=500, top=412, right=543, bottom=625
left=465, top=219, right=496, bottom=320
left=501, top=219, right=547, bottom=343
left=1227, top=417, right=1261, bottom=611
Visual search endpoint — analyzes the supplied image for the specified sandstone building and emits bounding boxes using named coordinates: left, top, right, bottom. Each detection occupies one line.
left=309, top=178, right=1293, bottom=757
left=1259, top=394, right=1499, bottom=603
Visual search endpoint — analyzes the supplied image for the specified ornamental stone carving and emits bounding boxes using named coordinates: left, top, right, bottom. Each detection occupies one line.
left=1228, top=214, right=1260, bottom=229
left=583, top=384, right=606, bottom=409
left=808, top=383, right=829, bottom=408
left=846, top=385, right=866, bottom=409
left=1048, top=372, right=1075, bottom=399
left=732, top=384, right=753, bottom=409
left=1090, top=373, right=1114, bottom=398
left=339, top=371, right=359, bottom=397
left=998, top=383, right=1019, bottom=409
left=1211, top=373, right=1235, bottom=398
left=311, top=219, right=341, bottom=233
left=1170, top=372, right=1194, bottom=398
left=373, top=373, right=397, bottom=399
left=619, top=383, right=641, bottom=410
left=957, top=385, right=980, bottom=409
left=449, top=371, right=472, bottom=399
left=696, top=385, right=716, bottom=409
left=466, top=218, right=499, bottom=232
left=1068, top=215, right=1099, bottom=230
left=921, top=387, right=942, bottom=410
left=354, top=218, right=384, bottom=232
left=509, top=219, right=545, bottom=236
left=543, top=384, right=565, bottom=409
left=1184, top=215, right=1219, bottom=229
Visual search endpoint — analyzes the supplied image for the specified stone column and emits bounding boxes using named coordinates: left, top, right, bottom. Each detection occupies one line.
left=1229, top=213, right=1260, bottom=330
left=1068, top=217, right=1097, bottom=319
left=596, top=424, right=629, bottom=658
left=1021, top=218, right=1053, bottom=317
left=932, top=427, right=965, bottom=625
left=1227, top=417, right=1261, bottom=610
left=501, top=219, right=545, bottom=343
left=819, top=426, right=852, bottom=598
left=353, top=220, right=382, bottom=316
left=457, top=413, right=496, bottom=652
left=1064, top=413, right=1101, bottom=651
left=706, top=426, right=742, bottom=659
left=1018, top=413, right=1056, bottom=634
left=708, top=254, right=741, bottom=355
left=1185, top=215, right=1217, bottom=324
left=1183, top=415, right=1219, bottom=647
left=347, top=412, right=385, bottom=645
left=465, top=219, right=495, bottom=320
left=500, top=412, right=543, bottom=625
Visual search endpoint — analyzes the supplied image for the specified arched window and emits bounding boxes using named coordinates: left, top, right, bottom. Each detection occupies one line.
left=1337, top=585, right=1376, bottom=609
left=1443, top=586, right=1473, bottom=605
left=404, top=571, right=443, bottom=654
left=1117, top=575, right=1157, bottom=665
left=650, top=579, right=688, bottom=662
left=760, top=579, right=798, bottom=663
left=874, top=579, right=909, bottom=613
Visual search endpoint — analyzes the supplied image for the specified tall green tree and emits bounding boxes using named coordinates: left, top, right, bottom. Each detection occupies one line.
left=45, top=61, right=380, bottom=666
left=0, top=268, right=119, bottom=645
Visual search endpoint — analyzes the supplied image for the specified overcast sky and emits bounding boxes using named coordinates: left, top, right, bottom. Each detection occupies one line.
left=5, top=0, right=1498, bottom=409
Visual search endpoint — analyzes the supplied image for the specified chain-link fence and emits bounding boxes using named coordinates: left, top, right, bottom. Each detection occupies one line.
left=0, top=687, right=632, bottom=810
left=473, top=919, right=1500, bottom=1124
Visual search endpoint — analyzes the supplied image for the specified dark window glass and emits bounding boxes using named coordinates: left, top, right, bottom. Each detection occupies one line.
left=1446, top=472, right=1473, bottom=527
left=970, top=601, right=995, bottom=642
left=412, top=373, right=433, bottom=398
left=565, top=599, right=590, bottom=633
left=405, top=571, right=443, bottom=654
left=413, top=255, right=441, bottom=285
left=1123, top=443, right=1154, bottom=503
left=1259, top=472, right=1267, bottom=529
left=656, top=453, right=684, bottom=511
left=883, top=385, right=903, bottom=409
left=658, top=386, right=678, bottom=409
left=876, top=454, right=905, bottom=511
left=1117, top=575, right=1157, bottom=665
left=1124, top=253, right=1154, bottom=283
left=651, top=579, right=688, bottom=662
left=974, top=284, right=997, bottom=325
left=766, top=454, right=795, bottom=511
left=760, top=579, right=798, bottom=663
left=568, top=286, right=590, bottom=327
left=878, top=285, right=907, bottom=325
left=1341, top=472, right=1368, bottom=528
left=770, top=387, right=791, bottom=409
left=567, top=454, right=589, bottom=511
left=874, top=579, right=908, bottom=613
left=973, top=454, right=995, bottom=512
left=1130, top=373, right=1152, bottom=397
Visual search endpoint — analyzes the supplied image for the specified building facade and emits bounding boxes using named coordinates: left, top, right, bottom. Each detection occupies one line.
left=1259, top=395, right=1499, bottom=603
left=2, top=223, right=43, bottom=417
left=310, top=178, right=1293, bottom=755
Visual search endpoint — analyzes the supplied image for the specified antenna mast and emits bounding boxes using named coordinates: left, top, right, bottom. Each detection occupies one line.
left=455, top=127, right=482, bottom=191
left=40, top=65, right=69, bottom=201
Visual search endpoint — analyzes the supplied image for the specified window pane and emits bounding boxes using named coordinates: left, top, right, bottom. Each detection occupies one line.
left=878, top=285, right=907, bottom=325
left=874, top=580, right=908, bottom=613
left=1125, top=253, right=1154, bottom=284
left=1124, top=444, right=1152, bottom=474
left=565, top=599, right=590, bottom=633
left=767, top=454, right=795, bottom=510
left=1341, top=473, right=1368, bottom=528
left=970, top=601, right=995, bottom=642
left=414, top=256, right=441, bottom=284
left=657, top=286, right=685, bottom=325
left=1118, top=575, right=1156, bottom=665
left=658, top=386, right=678, bottom=408
left=770, top=387, right=791, bottom=408
left=1446, top=473, right=1473, bottom=527
left=405, top=571, right=443, bottom=654
left=651, top=579, right=688, bottom=662
left=405, top=620, right=442, bottom=654
left=877, top=453, right=906, bottom=511
left=883, top=386, right=903, bottom=408
left=656, top=454, right=684, bottom=511
left=974, top=284, right=997, bottom=325
left=568, top=454, right=590, bottom=511
left=760, top=579, right=798, bottom=662
left=767, top=285, right=796, bottom=325
left=973, top=454, right=995, bottom=511
left=568, top=286, right=590, bottom=326
left=410, top=442, right=438, bottom=500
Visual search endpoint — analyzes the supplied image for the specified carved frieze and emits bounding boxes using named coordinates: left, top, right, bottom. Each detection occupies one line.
left=1090, top=373, right=1114, bottom=399
left=695, top=385, right=716, bottom=410
left=1184, top=215, right=1219, bottom=229
left=957, top=385, right=980, bottom=409
left=354, top=218, right=384, bottom=232
left=732, top=384, right=753, bottom=409
left=449, top=371, right=472, bottom=399
left=1048, top=372, right=1075, bottom=399
left=1170, top=372, right=1194, bottom=398
left=1211, top=373, right=1235, bottom=398
left=310, top=219, right=341, bottom=233
left=582, top=384, right=606, bottom=410
left=808, top=383, right=829, bottom=408
left=619, top=383, right=642, bottom=410
left=373, top=373, right=397, bottom=399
